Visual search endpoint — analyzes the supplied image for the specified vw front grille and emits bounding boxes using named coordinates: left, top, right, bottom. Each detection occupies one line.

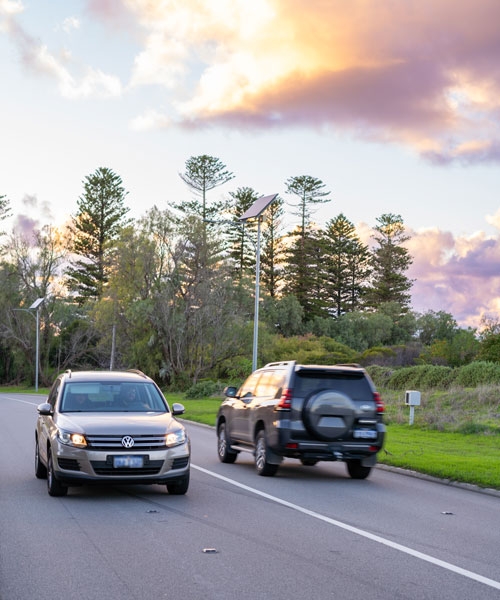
left=86, top=434, right=166, bottom=451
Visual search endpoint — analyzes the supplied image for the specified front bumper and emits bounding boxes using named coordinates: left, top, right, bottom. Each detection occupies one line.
left=52, top=442, right=190, bottom=485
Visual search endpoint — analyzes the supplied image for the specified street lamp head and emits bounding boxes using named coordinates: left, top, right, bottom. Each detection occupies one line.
left=239, top=194, right=278, bottom=223
left=29, top=298, right=44, bottom=310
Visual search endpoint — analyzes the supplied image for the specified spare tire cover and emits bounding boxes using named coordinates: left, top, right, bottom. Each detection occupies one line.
left=302, top=389, right=355, bottom=441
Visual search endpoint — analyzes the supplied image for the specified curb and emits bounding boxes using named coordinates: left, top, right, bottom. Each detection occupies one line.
left=376, top=463, right=500, bottom=498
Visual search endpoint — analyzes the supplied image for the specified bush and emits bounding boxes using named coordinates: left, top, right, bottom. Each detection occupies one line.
left=360, top=347, right=396, bottom=366
left=184, top=380, right=224, bottom=399
left=454, top=361, right=500, bottom=387
left=366, top=365, right=395, bottom=388
left=385, top=364, right=455, bottom=390
left=265, top=334, right=358, bottom=365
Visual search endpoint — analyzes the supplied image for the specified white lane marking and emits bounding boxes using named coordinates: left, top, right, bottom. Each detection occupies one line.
left=0, top=395, right=39, bottom=406
left=192, top=464, right=500, bottom=591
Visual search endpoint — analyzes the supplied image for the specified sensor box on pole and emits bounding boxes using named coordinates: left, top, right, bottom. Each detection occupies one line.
left=405, top=390, right=421, bottom=406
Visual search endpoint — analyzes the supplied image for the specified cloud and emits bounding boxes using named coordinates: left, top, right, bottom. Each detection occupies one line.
left=130, top=108, right=171, bottom=131
left=4, top=1, right=499, bottom=161
left=1, top=2, right=122, bottom=98
left=0, top=0, right=22, bottom=18
left=122, top=0, right=500, bottom=164
left=61, top=17, right=80, bottom=34
left=407, top=227, right=500, bottom=327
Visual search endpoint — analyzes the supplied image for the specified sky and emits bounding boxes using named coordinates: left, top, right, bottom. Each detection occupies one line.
left=1, top=0, right=499, bottom=328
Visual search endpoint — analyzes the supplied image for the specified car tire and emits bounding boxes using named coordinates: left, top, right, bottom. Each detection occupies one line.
left=217, top=422, right=238, bottom=464
left=35, top=436, right=47, bottom=479
left=346, top=459, right=372, bottom=480
left=166, top=472, right=190, bottom=495
left=47, top=451, right=68, bottom=497
left=302, top=389, right=355, bottom=441
left=255, top=430, right=278, bottom=477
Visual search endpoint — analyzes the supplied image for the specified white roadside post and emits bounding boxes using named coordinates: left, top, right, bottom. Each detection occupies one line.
left=405, top=390, right=421, bottom=425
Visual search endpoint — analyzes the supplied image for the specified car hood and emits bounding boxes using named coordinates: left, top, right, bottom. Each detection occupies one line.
left=55, top=412, right=182, bottom=435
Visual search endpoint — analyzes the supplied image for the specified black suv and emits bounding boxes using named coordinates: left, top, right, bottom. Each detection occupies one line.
left=216, top=361, right=385, bottom=478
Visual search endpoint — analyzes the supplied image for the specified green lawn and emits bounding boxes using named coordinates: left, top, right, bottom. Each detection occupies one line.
left=379, top=424, right=500, bottom=489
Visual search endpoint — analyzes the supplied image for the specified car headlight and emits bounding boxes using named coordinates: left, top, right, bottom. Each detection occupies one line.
left=165, top=429, right=186, bottom=447
left=57, top=429, right=87, bottom=448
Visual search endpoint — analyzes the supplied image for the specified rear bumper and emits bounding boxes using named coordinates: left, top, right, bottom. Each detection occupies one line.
left=275, top=423, right=386, bottom=462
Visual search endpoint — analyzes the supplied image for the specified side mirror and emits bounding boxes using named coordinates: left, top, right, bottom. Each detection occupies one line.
left=37, top=402, right=53, bottom=416
left=171, top=402, right=185, bottom=416
left=223, top=386, right=238, bottom=398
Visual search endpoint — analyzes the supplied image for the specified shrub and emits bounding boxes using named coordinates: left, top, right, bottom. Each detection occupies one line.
left=360, top=346, right=395, bottom=366
left=386, top=364, right=455, bottom=390
left=184, top=380, right=224, bottom=399
left=455, top=361, right=500, bottom=387
left=366, top=365, right=395, bottom=388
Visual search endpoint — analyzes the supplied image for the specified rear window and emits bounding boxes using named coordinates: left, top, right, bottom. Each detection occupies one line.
left=294, top=371, right=372, bottom=401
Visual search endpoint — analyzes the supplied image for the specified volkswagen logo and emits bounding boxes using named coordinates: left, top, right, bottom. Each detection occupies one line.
left=121, top=435, right=135, bottom=448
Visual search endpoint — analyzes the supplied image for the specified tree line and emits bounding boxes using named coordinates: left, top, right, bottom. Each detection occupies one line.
left=1, top=156, right=497, bottom=388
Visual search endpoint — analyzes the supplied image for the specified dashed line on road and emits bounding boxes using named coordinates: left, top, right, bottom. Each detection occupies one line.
left=192, top=463, right=500, bottom=592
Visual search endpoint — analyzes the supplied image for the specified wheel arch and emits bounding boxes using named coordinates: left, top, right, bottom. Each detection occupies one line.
left=253, top=419, right=266, bottom=440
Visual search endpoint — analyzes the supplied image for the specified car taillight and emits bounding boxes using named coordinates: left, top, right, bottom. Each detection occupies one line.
left=277, top=388, right=292, bottom=410
left=374, top=391, right=385, bottom=414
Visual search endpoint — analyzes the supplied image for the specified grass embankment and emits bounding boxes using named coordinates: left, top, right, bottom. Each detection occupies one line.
left=169, top=389, right=500, bottom=491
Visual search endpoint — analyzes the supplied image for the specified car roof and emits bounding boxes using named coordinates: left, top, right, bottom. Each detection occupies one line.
left=261, top=361, right=365, bottom=373
left=59, top=370, right=151, bottom=383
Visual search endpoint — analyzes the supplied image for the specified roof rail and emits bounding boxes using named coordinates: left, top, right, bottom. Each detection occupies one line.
left=65, top=369, right=72, bottom=378
left=263, top=361, right=294, bottom=368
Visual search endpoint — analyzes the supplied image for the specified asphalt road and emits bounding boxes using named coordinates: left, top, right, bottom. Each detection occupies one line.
left=1, top=392, right=499, bottom=600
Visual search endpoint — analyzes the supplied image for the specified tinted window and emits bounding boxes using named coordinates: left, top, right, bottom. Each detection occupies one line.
left=47, top=379, right=60, bottom=408
left=294, top=371, right=371, bottom=401
left=255, top=370, right=285, bottom=397
left=238, top=372, right=262, bottom=399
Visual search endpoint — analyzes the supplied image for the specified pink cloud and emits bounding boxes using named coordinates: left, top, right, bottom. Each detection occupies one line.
left=162, top=0, right=500, bottom=165
left=408, top=228, right=500, bottom=327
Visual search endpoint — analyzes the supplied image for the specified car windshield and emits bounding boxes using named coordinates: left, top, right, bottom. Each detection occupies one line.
left=60, top=381, right=168, bottom=413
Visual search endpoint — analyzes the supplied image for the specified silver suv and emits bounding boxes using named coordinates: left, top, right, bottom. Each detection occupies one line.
left=35, top=370, right=190, bottom=496
left=216, top=361, right=385, bottom=478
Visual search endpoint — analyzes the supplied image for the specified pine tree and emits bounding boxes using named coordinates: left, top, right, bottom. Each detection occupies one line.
left=365, top=213, right=413, bottom=310
left=0, top=194, right=11, bottom=239
left=226, top=187, right=259, bottom=282
left=177, top=155, right=234, bottom=222
left=285, top=175, right=330, bottom=237
left=284, top=175, right=331, bottom=319
left=321, top=214, right=371, bottom=317
left=66, top=167, right=130, bottom=302
left=260, top=195, right=286, bottom=298
left=285, top=229, right=327, bottom=320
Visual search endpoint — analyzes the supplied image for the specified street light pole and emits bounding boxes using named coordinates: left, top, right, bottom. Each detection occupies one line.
left=29, top=298, right=44, bottom=392
left=239, top=194, right=278, bottom=372
left=252, top=216, right=263, bottom=372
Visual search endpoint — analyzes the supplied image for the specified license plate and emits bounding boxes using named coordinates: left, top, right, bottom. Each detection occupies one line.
left=353, top=430, right=378, bottom=440
left=113, top=456, right=144, bottom=468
